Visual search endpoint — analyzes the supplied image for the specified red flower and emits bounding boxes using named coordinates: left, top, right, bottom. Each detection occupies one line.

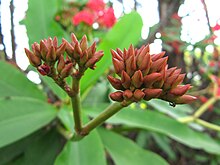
left=72, top=10, right=95, bottom=26
left=98, top=8, right=116, bottom=28
left=212, top=23, right=220, bottom=31
left=87, top=0, right=105, bottom=12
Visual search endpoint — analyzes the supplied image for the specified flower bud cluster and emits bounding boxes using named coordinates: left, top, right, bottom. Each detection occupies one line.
left=25, top=33, right=103, bottom=77
left=25, top=33, right=103, bottom=96
left=108, top=44, right=197, bottom=105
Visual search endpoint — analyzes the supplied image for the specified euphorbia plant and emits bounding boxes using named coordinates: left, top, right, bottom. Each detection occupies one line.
left=24, top=33, right=196, bottom=140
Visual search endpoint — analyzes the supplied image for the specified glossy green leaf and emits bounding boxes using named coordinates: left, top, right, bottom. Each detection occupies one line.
left=98, top=128, right=168, bottom=165
left=147, top=99, right=193, bottom=118
left=0, top=97, right=57, bottom=148
left=84, top=104, right=220, bottom=155
left=23, top=0, right=67, bottom=45
left=0, top=61, right=45, bottom=100
left=55, top=130, right=107, bottom=165
left=80, top=11, right=143, bottom=94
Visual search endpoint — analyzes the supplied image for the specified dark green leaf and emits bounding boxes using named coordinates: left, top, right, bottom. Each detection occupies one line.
left=0, top=61, right=45, bottom=100
left=80, top=11, right=143, bottom=94
left=55, top=130, right=107, bottom=165
left=98, top=128, right=169, bottom=165
left=0, top=97, right=57, bottom=148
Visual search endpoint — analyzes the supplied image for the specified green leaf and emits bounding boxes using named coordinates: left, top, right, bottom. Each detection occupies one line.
left=21, top=128, right=64, bottom=165
left=147, top=99, right=193, bottom=118
left=23, top=0, right=67, bottom=45
left=84, top=104, right=220, bottom=155
left=80, top=11, right=143, bottom=94
left=0, top=61, right=45, bottom=100
left=55, top=130, right=107, bottom=165
left=98, top=128, right=169, bottom=165
left=0, top=97, right=57, bottom=148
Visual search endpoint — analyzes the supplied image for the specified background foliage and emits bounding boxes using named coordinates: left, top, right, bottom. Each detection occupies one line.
left=1, top=0, right=220, bottom=165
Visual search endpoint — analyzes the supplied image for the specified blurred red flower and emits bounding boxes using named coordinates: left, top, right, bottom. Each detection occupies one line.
left=98, top=8, right=116, bottom=28
left=72, top=10, right=95, bottom=26
left=87, top=0, right=105, bottom=12
left=212, top=23, right=220, bottom=31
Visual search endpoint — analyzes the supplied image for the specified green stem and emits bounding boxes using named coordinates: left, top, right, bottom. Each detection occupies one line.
left=80, top=102, right=131, bottom=135
left=71, top=93, right=82, bottom=134
left=195, top=119, right=220, bottom=132
left=177, top=116, right=194, bottom=123
left=193, top=97, right=216, bottom=118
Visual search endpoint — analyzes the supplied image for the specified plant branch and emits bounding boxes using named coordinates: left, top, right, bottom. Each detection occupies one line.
left=193, top=97, right=216, bottom=118
left=195, top=119, right=220, bottom=132
left=80, top=101, right=131, bottom=136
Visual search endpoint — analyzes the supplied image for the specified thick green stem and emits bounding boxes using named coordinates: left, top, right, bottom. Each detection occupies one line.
left=80, top=102, right=131, bottom=135
left=71, top=77, right=82, bottom=134
left=71, top=93, right=82, bottom=134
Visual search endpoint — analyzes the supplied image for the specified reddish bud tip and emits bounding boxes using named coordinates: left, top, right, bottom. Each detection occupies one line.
left=131, top=70, right=144, bottom=88
left=60, top=63, right=73, bottom=78
left=107, top=75, right=124, bottom=90
left=121, top=71, right=131, bottom=89
left=143, top=88, right=162, bottom=101
left=133, top=89, right=145, bottom=101
left=24, top=48, right=41, bottom=67
left=175, top=95, right=197, bottom=104
left=110, top=91, right=124, bottom=102
left=37, top=64, right=50, bottom=76
left=123, top=90, right=133, bottom=100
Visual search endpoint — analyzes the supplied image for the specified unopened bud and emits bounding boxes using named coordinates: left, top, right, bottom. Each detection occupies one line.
left=111, top=49, right=123, bottom=61
left=151, top=51, right=165, bottom=61
left=57, top=55, right=65, bottom=73
left=46, top=46, right=56, bottom=62
left=40, top=40, right=48, bottom=60
left=143, top=88, right=162, bottom=101
left=123, top=90, right=133, bottom=100
left=107, top=76, right=124, bottom=90
left=131, top=70, right=144, bottom=88
left=110, top=91, right=124, bottom=102
left=133, top=89, right=145, bottom=101
left=143, top=73, right=162, bottom=87
left=80, top=35, right=88, bottom=51
left=37, top=64, right=50, bottom=76
left=175, top=95, right=197, bottom=104
left=24, top=48, right=41, bottom=67
left=60, top=63, right=73, bottom=78
left=169, top=84, right=191, bottom=96
left=121, top=71, right=131, bottom=89
left=112, top=58, right=124, bottom=75
left=56, top=42, right=66, bottom=59
left=85, top=57, right=98, bottom=69
left=71, top=33, right=78, bottom=43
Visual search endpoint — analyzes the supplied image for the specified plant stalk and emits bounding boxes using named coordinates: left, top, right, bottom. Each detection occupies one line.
left=80, top=102, right=130, bottom=135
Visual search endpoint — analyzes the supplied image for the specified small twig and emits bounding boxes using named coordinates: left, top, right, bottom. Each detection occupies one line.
left=195, top=119, right=220, bottom=132
left=10, top=0, right=16, bottom=62
left=201, top=0, right=213, bottom=35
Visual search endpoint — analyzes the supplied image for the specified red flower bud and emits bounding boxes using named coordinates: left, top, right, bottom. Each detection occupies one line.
left=144, top=73, right=162, bottom=87
left=37, top=64, right=50, bottom=76
left=57, top=55, right=65, bottom=73
left=175, top=95, right=197, bottom=104
left=121, top=71, right=131, bottom=89
left=133, top=89, right=145, bottom=101
left=71, top=33, right=78, bottom=43
left=111, top=49, right=123, bottom=61
left=112, top=58, right=124, bottom=75
left=131, top=70, right=144, bottom=88
left=40, top=40, right=48, bottom=60
left=150, top=57, right=168, bottom=72
left=110, top=91, right=124, bottom=102
left=60, top=63, right=73, bottom=78
left=143, top=88, right=162, bottom=101
left=46, top=46, right=56, bottom=62
left=85, top=57, right=98, bottom=69
left=80, top=35, right=88, bottom=51
left=169, top=84, right=191, bottom=96
left=123, top=90, right=133, bottom=100
left=24, top=48, right=41, bottom=67
left=56, top=42, right=66, bottom=59
left=107, top=75, right=124, bottom=90
left=151, top=51, right=165, bottom=61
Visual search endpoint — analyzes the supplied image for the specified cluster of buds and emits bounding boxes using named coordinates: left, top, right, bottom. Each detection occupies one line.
left=108, top=44, right=197, bottom=106
left=25, top=33, right=103, bottom=95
